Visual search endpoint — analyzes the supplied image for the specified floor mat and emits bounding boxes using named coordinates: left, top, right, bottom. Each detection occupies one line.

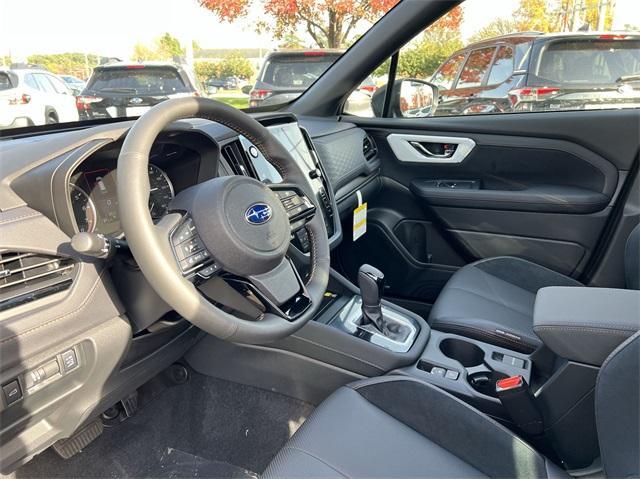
left=156, top=448, right=257, bottom=478
left=8, top=373, right=314, bottom=478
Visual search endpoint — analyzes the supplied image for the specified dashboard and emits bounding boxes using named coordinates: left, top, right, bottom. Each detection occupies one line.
left=0, top=112, right=378, bottom=474
left=67, top=117, right=340, bottom=251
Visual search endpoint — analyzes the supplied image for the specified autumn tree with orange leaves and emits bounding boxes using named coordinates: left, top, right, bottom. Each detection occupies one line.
left=198, top=0, right=400, bottom=48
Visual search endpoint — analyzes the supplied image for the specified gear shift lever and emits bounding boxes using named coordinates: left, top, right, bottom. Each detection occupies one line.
left=358, top=264, right=386, bottom=333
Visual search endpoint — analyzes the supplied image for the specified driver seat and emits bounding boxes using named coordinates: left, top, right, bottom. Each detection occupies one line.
left=263, top=333, right=640, bottom=478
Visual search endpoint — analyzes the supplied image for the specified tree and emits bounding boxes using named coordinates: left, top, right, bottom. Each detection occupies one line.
left=513, top=0, right=613, bottom=33
left=373, top=6, right=464, bottom=79
left=198, top=0, right=400, bottom=48
left=469, top=18, right=520, bottom=43
left=132, top=33, right=186, bottom=61
left=26, top=53, right=100, bottom=79
left=194, top=61, right=220, bottom=83
left=194, top=53, right=255, bottom=84
left=219, top=53, right=254, bottom=78
left=279, top=33, right=307, bottom=49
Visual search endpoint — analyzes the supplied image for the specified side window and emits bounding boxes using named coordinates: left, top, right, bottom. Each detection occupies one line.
left=456, top=47, right=495, bottom=89
left=46, top=75, right=70, bottom=94
left=487, top=46, right=514, bottom=85
left=431, top=54, right=466, bottom=90
left=24, top=74, right=40, bottom=90
left=343, top=0, right=640, bottom=119
left=33, top=74, right=56, bottom=94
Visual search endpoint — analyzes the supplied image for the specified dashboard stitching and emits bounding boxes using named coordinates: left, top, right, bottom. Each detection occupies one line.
left=0, top=212, right=42, bottom=225
left=0, top=266, right=107, bottom=345
left=191, top=114, right=287, bottom=177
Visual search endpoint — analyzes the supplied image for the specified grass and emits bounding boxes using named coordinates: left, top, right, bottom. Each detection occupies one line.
left=213, top=96, right=250, bottom=109
left=204, top=89, right=250, bottom=109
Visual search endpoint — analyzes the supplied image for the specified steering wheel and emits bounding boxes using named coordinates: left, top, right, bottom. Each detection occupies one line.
left=117, top=97, right=330, bottom=344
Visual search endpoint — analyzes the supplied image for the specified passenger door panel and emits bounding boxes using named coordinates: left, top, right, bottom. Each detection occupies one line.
left=336, top=109, right=638, bottom=303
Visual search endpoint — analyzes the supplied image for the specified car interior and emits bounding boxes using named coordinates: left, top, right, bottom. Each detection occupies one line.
left=0, top=1, right=639, bottom=478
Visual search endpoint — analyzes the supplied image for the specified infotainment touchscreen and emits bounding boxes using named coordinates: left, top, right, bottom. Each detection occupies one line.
left=238, top=122, right=316, bottom=184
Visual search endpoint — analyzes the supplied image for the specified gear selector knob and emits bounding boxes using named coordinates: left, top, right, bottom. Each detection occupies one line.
left=358, top=264, right=385, bottom=332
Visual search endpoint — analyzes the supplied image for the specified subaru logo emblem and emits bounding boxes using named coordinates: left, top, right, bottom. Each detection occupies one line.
left=130, top=97, right=144, bottom=104
left=245, top=203, right=272, bottom=225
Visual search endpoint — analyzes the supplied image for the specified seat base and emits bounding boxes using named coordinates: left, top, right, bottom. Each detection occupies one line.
left=429, top=256, right=582, bottom=352
left=264, top=376, right=566, bottom=478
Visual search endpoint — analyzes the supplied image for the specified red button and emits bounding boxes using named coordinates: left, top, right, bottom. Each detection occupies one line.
left=496, top=375, right=524, bottom=391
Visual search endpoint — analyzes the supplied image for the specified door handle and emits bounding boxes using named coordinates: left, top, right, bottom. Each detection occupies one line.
left=410, top=141, right=457, bottom=159
left=387, top=134, right=477, bottom=164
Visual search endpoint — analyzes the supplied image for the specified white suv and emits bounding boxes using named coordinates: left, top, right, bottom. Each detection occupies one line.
left=0, top=68, right=79, bottom=129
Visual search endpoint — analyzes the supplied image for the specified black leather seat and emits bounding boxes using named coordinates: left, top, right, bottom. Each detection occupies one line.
left=264, top=333, right=640, bottom=478
left=428, top=224, right=640, bottom=353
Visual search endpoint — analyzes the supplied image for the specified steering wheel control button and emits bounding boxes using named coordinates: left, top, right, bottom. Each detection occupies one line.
left=176, top=176, right=289, bottom=277
left=61, top=349, right=78, bottom=372
left=198, top=263, right=220, bottom=279
left=275, top=189, right=316, bottom=229
left=3, top=380, right=22, bottom=405
left=172, top=218, right=197, bottom=245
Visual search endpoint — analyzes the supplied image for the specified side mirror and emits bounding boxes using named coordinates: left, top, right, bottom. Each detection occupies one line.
left=370, top=79, right=439, bottom=118
left=398, top=79, right=439, bottom=118
left=241, top=85, right=252, bottom=95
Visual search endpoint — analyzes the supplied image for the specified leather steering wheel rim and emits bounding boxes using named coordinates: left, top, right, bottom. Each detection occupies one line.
left=117, top=97, right=330, bottom=344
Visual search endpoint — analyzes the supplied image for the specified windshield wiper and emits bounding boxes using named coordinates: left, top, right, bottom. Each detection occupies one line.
left=616, top=73, right=640, bottom=84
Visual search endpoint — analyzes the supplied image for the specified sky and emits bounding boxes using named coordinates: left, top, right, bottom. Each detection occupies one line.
left=1, top=0, right=638, bottom=61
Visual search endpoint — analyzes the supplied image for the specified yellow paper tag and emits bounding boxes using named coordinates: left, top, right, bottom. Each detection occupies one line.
left=353, top=202, right=367, bottom=241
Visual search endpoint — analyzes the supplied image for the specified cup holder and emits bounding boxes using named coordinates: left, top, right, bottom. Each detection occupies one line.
left=439, top=338, right=485, bottom=367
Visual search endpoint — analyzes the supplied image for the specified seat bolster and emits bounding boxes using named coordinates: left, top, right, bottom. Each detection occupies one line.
left=352, top=376, right=556, bottom=478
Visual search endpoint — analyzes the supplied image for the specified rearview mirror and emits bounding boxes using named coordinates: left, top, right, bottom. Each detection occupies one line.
left=398, top=79, right=439, bottom=118
left=241, top=85, right=252, bottom=95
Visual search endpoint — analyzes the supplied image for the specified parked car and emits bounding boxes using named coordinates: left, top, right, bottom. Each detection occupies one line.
left=76, top=62, right=201, bottom=120
left=0, top=68, right=79, bottom=129
left=430, top=32, right=640, bottom=116
left=60, top=75, right=86, bottom=95
left=249, top=49, right=343, bottom=107
left=205, top=76, right=239, bottom=93
left=358, top=76, right=378, bottom=94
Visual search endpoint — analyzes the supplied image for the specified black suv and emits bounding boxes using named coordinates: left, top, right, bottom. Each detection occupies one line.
left=249, top=50, right=343, bottom=108
left=430, top=32, right=640, bottom=116
left=77, top=62, right=202, bottom=119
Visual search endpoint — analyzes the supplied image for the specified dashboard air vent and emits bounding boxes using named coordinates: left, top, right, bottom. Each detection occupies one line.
left=363, top=135, right=378, bottom=161
left=0, top=252, right=75, bottom=312
left=221, top=140, right=257, bottom=178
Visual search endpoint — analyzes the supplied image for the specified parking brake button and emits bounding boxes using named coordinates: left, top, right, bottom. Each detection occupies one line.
left=61, top=349, right=78, bottom=372
left=3, top=380, right=22, bottom=405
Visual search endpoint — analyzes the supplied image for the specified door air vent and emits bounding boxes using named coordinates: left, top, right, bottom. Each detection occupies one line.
left=221, top=140, right=258, bottom=178
left=363, top=135, right=378, bottom=161
left=0, top=251, right=75, bottom=312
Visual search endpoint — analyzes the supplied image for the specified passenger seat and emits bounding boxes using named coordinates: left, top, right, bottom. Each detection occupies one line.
left=428, top=223, right=640, bottom=352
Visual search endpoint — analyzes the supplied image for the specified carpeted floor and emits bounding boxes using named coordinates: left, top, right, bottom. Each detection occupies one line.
left=8, top=372, right=314, bottom=478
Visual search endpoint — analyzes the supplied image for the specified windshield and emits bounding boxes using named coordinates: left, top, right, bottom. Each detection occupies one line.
left=0, top=0, right=398, bottom=131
